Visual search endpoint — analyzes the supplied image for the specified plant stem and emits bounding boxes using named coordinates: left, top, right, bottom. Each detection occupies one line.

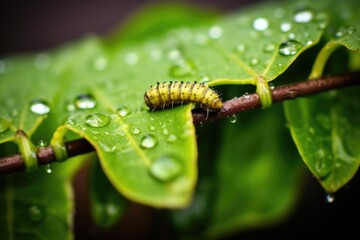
left=0, top=71, right=359, bottom=175
left=193, top=71, right=360, bottom=123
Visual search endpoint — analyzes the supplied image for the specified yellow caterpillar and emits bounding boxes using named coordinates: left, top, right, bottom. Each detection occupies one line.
left=144, top=81, right=223, bottom=111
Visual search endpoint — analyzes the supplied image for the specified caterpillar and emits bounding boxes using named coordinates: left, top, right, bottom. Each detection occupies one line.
left=144, top=81, right=223, bottom=111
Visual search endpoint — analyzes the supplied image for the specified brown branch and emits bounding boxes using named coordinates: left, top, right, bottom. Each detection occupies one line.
left=192, top=71, right=360, bottom=123
left=0, top=71, right=359, bottom=175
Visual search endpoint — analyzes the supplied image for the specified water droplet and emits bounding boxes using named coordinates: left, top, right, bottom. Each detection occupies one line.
left=29, top=99, right=51, bottom=115
left=105, top=202, right=120, bottom=217
left=288, top=33, right=296, bottom=39
left=167, top=49, right=181, bottom=60
left=85, top=113, right=110, bottom=128
left=131, top=127, right=140, bottom=135
left=28, top=205, right=45, bottom=222
left=166, top=134, right=177, bottom=143
left=243, top=92, right=250, bottom=99
left=316, top=114, right=331, bottom=130
left=208, top=25, right=223, bottom=39
left=317, top=149, right=325, bottom=158
left=149, top=156, right=181, bottom=181
left=335, top=26, right=356, bottom=38
left=253, top=17, right=269, bottom=31
left=269, top=82, right=275, bottom=90
left=280, top=22, right=292, bottom=32
left=99, top=141, right=117, bottom=153
left=229, top=114, right=237, bottom=123
left=161, top=128, right=169, bottom=135
left=140, top=134, right=157, bottom=149
left=278, top=40, right=303, bottom=56
left=250, top=58, right=259, bottom=66
left=117, top=106, right=130, bottom=117
left=149, top=49, right=162, bottom=61
left=263, top=43, right=276, bottom=53
left=74, top=93, right=97, bottom=110
left=149, top=125, right=156, bottom=131
left=67, top=118, right=77, bottom=126
left=37, top=140, right=47, bottom=147
left=34, top=53, right=51, bottom=70
left=169, top=60, right=197, bottom=78
left=198, top=74, right=211, bottom=83
left=294, top=9, right=313, bottom=23
left=46, top=163, right=52, bottom=173
left=93, top=56, right=107, bottom=71
left=0, top=118, right=10, bottom=133
left=125, top=52, right=138, bottom=66
left=325, top=193, right=335, bottom=203
left=235, top=44, right=246, bottom=53
left=194, top=33, right=209, bottom=45
left=306, top=40, right=313, bottom=45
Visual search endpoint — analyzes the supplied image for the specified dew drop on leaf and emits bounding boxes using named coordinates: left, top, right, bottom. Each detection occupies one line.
left=263, top=43, right=276, bottom=53
left=252, top=17, right=269, bottom=31
left=235, top=44, right=246, bottom=53
left=74, top=93, right=97, bottom=110
left=85, top=113, right=110, bottom=128
left=131, top=127, right=140, bottom=135
left=149, top=49, right=162, bottom=61
left=46, top=163, right=52, bottom=173
left=149, top=125, right=156, bottom=131
left=99, top=141, right=117, bottom=153
left=93, top=56, right=108, bottom=71
left=149, top=155, right=181, bottom=182
left=125, top=52, right=139, bottom=66
left=325, top=193, right=335, bottom=203
left=166, top=134, right=177, bottom=143
left=161, top=128, right=169, bottom=135
left=140, top=134, right=157, bottom=149
left=28, top=205, right=45, bottom=222
left=250, top=58, right=259, bottom=66
left=29, top=99, right=51, bottom=115
left=169, top=60, right=197, bottom=78
left=293, top=9, right=313, bottom=23
left=208, top=25, right=223, bottom=39
left=278, top=40, right=303, bottom=56
left=280, top=22, right=292, bottom=32
left=117, top=106, right=130, bottom=117
left=37, top=139, right=47, bottom=147
left=0, top=117, right=10, bottom=133
left=294, top=9, right=313, bottom=23
left=167, top=49, right=182, bottom=61
left=229, top=114, right=237, bottom=123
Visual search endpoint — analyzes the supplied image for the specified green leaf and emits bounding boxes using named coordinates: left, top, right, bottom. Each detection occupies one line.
left=284, top=88, right=360, bottom=192
left=90, top=159, right=127, bottom=229
left=0, top=158, right=84, bottom=240
left=66, top=105, right=196, bottom=208
left=205, top=106, right=303, bottom=238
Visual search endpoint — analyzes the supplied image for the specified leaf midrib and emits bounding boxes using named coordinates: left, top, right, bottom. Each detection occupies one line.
left=91, top=88, right=151, bottom=166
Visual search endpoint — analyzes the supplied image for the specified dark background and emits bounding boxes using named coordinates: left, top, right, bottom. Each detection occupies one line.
left=1, top=1, right=359, bottom=239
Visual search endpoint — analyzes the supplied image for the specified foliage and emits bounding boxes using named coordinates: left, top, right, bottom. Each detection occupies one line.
left=0, top=0, right=359, bottom=238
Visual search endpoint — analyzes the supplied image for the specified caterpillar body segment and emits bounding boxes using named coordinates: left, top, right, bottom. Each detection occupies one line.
left=144, top=81, right=223, bottom=111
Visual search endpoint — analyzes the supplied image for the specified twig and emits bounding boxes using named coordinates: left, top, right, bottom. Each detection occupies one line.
left=192, top=71, right=360, bottom=123
left=0, top=71, right=359, bottom=175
